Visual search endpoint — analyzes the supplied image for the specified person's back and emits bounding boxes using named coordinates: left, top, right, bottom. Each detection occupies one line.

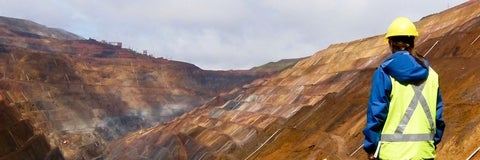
left=363, top=17, right=446, bottom=159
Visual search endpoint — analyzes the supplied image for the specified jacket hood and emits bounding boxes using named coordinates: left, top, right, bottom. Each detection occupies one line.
left=381, top=51, right=429, bottom=83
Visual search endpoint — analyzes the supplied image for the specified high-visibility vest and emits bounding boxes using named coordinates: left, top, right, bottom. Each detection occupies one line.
left=378, top=67, right=439, bottom=159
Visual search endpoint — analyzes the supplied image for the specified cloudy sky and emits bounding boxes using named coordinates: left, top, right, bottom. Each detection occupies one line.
left=0, top=0, right=467, bottom=70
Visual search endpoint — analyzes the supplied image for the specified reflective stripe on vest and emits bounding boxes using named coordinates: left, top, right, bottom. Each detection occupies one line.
left=381, top=82, right=435, bottom=142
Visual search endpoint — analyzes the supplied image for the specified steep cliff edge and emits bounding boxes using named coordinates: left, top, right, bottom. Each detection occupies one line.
left=0, top=92, right=64, bottom=160
left=105, top=1, right=480, bottom=159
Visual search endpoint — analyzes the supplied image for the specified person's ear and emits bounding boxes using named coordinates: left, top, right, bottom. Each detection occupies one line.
left=388, top=40, right=393, bottom=52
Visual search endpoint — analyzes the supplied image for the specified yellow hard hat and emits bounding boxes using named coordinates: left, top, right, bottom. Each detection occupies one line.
left=385, top=17, right=418, bottom=39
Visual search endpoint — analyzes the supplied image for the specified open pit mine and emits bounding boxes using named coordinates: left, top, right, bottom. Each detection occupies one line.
left=2, top=1, right=480, bottom=160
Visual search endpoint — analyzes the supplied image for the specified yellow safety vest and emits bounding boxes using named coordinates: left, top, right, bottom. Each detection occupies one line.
left=378, top=67, right=439, bottom=160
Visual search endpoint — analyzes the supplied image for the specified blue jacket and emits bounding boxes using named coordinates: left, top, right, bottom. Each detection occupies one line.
left=363, top=50, right=446, bottom=153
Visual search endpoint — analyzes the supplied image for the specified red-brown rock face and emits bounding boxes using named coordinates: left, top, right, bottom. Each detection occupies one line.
left=105, top=1, right=480, bottom=160
left=0, top=93, right=64, bottom=160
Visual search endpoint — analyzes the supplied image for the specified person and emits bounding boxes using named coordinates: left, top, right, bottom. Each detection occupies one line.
left=363, top=17, right=446, bottom=159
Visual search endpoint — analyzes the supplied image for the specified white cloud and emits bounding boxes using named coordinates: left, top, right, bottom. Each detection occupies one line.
left=0, top=0, right=468, bottom=70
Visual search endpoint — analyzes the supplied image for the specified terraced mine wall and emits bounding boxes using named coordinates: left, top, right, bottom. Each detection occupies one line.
left=104, top=1, right=480, bottom=159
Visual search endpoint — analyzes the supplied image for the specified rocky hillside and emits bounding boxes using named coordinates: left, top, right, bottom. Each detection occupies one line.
left=105, top=1, right=480, bottom=160
left=0, top=16, right=82, bottom=40
left=250, top=57, right=307, bottom=73
left=0, top=16, right=276, bottom=159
